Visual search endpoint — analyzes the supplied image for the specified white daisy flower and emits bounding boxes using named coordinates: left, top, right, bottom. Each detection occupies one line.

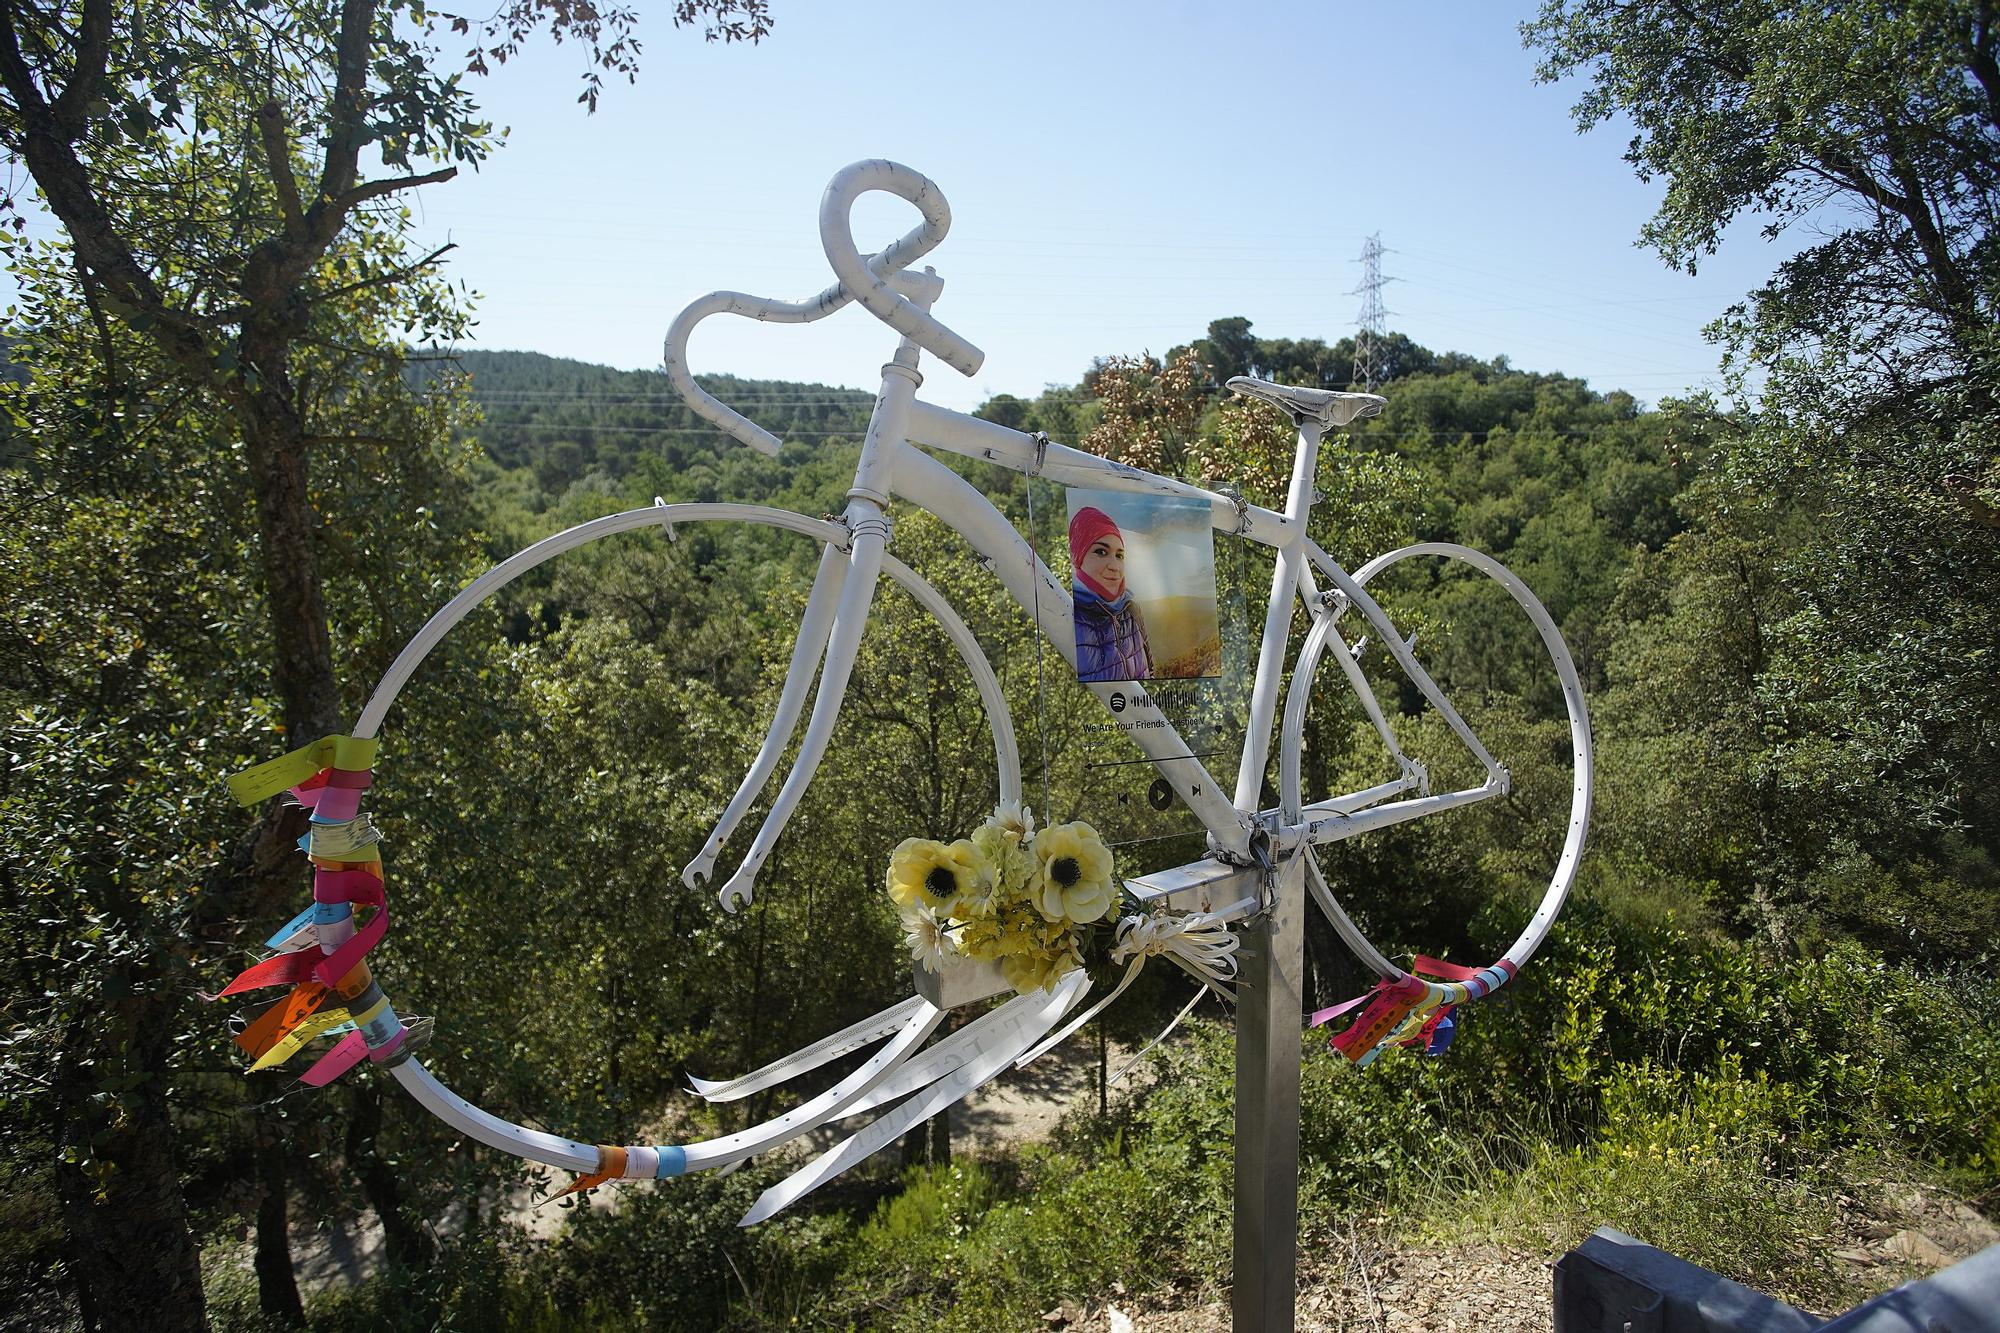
left=901, top=904, right=953, bottom=971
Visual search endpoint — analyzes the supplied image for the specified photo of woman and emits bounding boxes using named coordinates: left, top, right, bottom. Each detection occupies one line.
left=1066, top=491, right=1222, bottom=684
left=1070, top=505, right=1152, bottom=682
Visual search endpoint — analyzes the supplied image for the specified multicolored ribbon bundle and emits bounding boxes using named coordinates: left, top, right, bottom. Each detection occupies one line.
left=1310, top=954, right=1517, bottom=1066
left=216, top=734, right=423, bottom=1087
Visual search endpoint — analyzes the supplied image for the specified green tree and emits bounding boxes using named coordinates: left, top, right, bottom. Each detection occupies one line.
left=1193, top=315, right=1256, bottom=384
left=1525, top=0, right=2000, bottom=948
left=0, top=217, right=481, bottom=1328
left=0, top=2, right=769, bottom=1326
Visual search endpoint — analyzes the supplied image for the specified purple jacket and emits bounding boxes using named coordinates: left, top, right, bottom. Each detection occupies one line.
left=1074, top=585, right=1150, bottom=682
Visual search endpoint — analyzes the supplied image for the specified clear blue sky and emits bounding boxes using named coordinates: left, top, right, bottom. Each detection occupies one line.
left=401, top=2, right=1790, bottom=413
left=24, top=3, right=1798, bottom=415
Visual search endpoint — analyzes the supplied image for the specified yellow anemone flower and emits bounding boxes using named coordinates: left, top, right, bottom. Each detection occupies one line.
left=1028, top=821, right=1116, bottom=924
left=887, top=837, right=986, bottom=915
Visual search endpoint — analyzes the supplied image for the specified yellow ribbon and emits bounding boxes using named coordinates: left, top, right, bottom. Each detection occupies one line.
left=249, top=994, right=390, bottom=1072
left=312, top=857, right=384, bottom=878
left=228, top=735, right=379, bottom=806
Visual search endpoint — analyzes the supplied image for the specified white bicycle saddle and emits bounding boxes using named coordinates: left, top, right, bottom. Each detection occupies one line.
left=1227, top=375, right=1386, bottom=428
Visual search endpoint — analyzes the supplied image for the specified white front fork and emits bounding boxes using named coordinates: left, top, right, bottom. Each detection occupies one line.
left=707, top=280, right=937, bottom=912
left=713, top=502, right=891, bottom=911
left=681, top=540, right=849, bottom=891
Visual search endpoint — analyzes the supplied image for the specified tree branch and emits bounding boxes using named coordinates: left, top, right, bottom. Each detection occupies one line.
left=46, top=0, right=110, bottom=137
left=336, top=166, right=458, bottom=211
left=1799, top=154, right=1931, bottom=257
left=74, top=250, right=120, bottom=401
left=1867, top=113, right=1976, bottom=320
left=305, top=0, right=376, bottom=245
left=292, top=329, right=439, bottom=364
left=0, top=3, right=228, bottom=401
left=308, top=240, right=456, bottom=308
left=1965, top=5, right=2000, bottom=134
left=255, top=99, right=307, bottom=239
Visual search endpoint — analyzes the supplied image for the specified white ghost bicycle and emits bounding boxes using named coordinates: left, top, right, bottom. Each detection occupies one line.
left=221, top=160, right=1592, bottom=1227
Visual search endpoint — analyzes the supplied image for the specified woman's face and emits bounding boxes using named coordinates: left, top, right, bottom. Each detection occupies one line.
left=1081, top=536, right=1126, bottom=597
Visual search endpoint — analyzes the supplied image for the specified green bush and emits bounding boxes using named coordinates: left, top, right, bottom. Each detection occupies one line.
left=203, top=903, right=1997, bottom=1331
left=795, top=1147, right=1197, bottom=1332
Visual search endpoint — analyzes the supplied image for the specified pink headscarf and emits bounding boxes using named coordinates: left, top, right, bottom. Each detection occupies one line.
left=1069, top=506, right=1125, bottom=602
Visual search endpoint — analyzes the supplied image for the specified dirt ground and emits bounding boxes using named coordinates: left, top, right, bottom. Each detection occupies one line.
left=1050, top=1179, right=2000, bottom=1332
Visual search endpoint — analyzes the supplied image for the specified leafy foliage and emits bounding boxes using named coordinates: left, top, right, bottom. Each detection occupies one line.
left=6, top=6, right=2000, bottom=1325
left=0, top=1, right=774, bottom=1325
left=1525, top=0, right=2000, bottom=949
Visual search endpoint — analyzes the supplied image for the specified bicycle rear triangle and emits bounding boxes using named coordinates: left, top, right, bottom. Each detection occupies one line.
left=212, top=160, right=1591, bottom=1297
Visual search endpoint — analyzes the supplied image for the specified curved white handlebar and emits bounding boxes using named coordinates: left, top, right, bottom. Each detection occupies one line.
left=662, top=161, right=985, bottom=455
left=817, top=160, right=984, bottom=377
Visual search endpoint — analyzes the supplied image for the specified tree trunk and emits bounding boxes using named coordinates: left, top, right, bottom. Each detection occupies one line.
left=52, top=1003, right=209, bottom=1333
left=253, top=1120, right=305, bottom=1326
left=241, top=365, right=343, bottom=741
left=346, top=1083, right=434, bottom=1269
left=48, top=347, right=341, bottom=1331
left=1096, top=1021, right=1108, bottom=1119
left=928, top=1106, right=951, bottom=1168
left=927, top=1011, right=958, bottom=1166
left=230, top=331, right=349, bottom=1317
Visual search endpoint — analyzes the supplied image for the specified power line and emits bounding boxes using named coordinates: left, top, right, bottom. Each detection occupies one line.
left=468, top=420, right=1671, bottom=443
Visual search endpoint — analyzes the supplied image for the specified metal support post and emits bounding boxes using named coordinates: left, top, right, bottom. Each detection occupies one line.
left=1233, top=849, right=1307, bottom=1331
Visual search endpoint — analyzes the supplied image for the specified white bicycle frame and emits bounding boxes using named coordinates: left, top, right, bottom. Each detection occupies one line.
left=285, top=162, right=1590, bottom=1294
left=665, top=161, right=1588, bottom=984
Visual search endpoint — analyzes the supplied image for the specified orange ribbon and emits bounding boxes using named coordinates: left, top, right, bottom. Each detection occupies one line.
left=557, top=1145, right=629, bottom=1198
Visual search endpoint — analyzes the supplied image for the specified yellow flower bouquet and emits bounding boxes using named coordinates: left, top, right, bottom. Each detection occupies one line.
left=887, top=803, right=1122, bottom=995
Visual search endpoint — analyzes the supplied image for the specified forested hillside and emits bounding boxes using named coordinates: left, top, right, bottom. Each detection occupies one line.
left=8, top=324, right=1997, bottom=1333
left=444, top=350, right=876, bottom=501
left=4, top=2, right=1997, bottom=1330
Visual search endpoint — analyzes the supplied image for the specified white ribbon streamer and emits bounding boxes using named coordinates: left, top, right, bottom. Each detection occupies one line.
left=839, top=988, right=1061, bottom=1119
left=1013, top=907, right=1244, bottom=1071
left=678, top=998, right=943, bottom=1173
left=1109, top=986, right=1208, bottom=1089
left=738, top=970, right=1089, bottom=1226
left=1116, top=905, right=1244, bottom=995
left=1012, top=959, right=1145, bottom=1071
left=686, top=994, right=927, bottom=1102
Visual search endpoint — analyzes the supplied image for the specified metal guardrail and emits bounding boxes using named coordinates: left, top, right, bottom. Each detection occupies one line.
left=1555, top=1227, right=2000, bottom=1333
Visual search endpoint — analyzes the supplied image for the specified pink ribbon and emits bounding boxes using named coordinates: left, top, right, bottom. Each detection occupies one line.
left=300, top=1030, right=369, bottom=1086
left=313, top=908, right=388, bottom=989
left=313, top=868, right=385, bottom=907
